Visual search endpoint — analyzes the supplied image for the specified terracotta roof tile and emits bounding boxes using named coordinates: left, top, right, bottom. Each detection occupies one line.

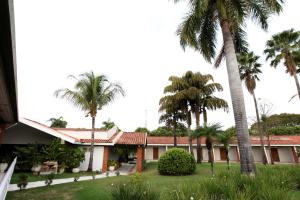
left=116, top=132, right=146, bottom=145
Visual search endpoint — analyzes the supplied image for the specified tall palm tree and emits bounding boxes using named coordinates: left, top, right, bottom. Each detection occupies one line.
left=54, top=72, right=125, bottom=171
left=264, top=29, right=300, bottom=100
left=175, top=0, right=283, bottom=174
left=238, top=51, right=268, bottom=165
left=159, top=95, right=187, bottom=147
left=217, top=129, right=235, bottom=170
left=194, top=123, right=223, bottom=175
left=48, top=116, right=67, bottom=128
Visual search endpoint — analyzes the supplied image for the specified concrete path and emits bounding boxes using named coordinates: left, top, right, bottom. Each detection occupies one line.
left=8, top=164, right=136, bottom=192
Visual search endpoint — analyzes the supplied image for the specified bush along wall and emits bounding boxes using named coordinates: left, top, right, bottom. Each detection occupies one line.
left=158, top=148, right=196, bottom=176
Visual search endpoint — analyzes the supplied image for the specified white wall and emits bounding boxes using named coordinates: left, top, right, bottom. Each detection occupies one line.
left=213, top=148, right=220, bottom=161
left=145, top=147, right=153, bottom=160
left=278, top=147, right=293, bottom=163
left=228, top=147, right=237, bottom=161
left=79, top=146, right=104, bottom=171
left=252, top=147, right=263, bottom=162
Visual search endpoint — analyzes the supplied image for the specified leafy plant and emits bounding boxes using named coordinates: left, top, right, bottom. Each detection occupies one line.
left=111, top=175, right=159, bottom=200
left=108, top=160, right=118, bottom=167
left=106, top=171, right=109, bottom=177
left=158, top=148, right=196, bottom=176
left=41, top=139, right=65, bottom=162
left=115, top=171, right=120, bottom=176
left=45, top=173, right=55, bottom=186
left=14, top=144, right=43, bottom=169
left=64, top=147, right=84, bottom=170
left=17, top=174, right=28, bottom=190
left=74, top=176, right=79, bottom=182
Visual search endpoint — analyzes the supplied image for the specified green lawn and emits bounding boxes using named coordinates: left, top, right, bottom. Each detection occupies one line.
left=10, top=171, right=96, bottom=184
left=7, top=163, right=300, bottom=200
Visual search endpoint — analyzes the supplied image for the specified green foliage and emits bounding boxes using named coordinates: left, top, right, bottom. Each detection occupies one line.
left=111, top=174, right=159, bottom=200
left=100, top=120, right=117, bottom=130
left=158, top=148, right=196, bottom=176
left=108, top=160, right=118, bottom=167
left=17, top=174, right=28, bottom=190
left=162, top=166, right=300, bottom=200
left=64, top=147, right=84, bottom=170
left=41, top=139, right=65, bottom=163
left=48, top=116, right=67, bottom=128
left=14, top=144, right=43, bottom=169
left=135, top=127, right=150, bottom=133
left=150, top=126, right=187, bottom=136
left=252, top=113, right=300, bottom=129
left=268, top=126, right=300, bottom=135
left=45, top=173, right=55, bottom=186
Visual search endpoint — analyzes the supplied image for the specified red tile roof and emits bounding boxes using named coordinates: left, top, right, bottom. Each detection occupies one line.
left=147, top=135, right=300, bottom=146
left=116, top=132, right=146, bottom=145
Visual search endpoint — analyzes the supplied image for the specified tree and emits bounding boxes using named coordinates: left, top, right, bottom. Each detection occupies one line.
left=264, top=29, right=300, bottom=100
left=150, top=126, right=188, bottom=136
left=54, top=72, right=125, bottom=171
left=194, top=123, right=223, bottom=175
left=48, top=117, right=67, bottom=128
left=159, top=95, right=187, bottom=147
left=217, top=129, right=235, bottom=170
left=135, top=127, right=150, bottom=134
left=237, top=51, right=267, bottom=164
left=100, top=120, right=116, bottom=130
left=175, top=0, right=283, bottom=174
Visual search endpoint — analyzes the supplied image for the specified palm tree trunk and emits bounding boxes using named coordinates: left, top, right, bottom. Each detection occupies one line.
left=268, top=134, right=274, bottom=165
left=173, top=122, right=177, bottom=147
left=253, top=91, right=268, bottom=165
left=208, top=148, right=214, bottom=175
left=187, top=111, right=194, bottom=156
left=293, top=73, right=300, bottom=99
left=203, top=109, right=207, bottom=127
left=226, top=148, right=230, bottom=170
left=195, top=109, right=202, bottom=163
left=88, top=116, right=95, bottom=171
left=221, top=19, right=256, bottom=175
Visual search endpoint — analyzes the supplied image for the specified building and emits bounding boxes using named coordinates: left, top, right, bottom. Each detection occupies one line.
left=1, top=118, right=299, bottom=174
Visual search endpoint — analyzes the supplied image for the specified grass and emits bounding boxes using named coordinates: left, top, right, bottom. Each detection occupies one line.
left=7, top=163, right=300, bottom=200
left=10, top=171, right=96, bottom=184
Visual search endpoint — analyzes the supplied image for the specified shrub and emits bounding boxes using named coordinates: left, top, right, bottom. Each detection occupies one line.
left=111, top=174, right=159, bottom=200
left=158, top=148, right=196, bottom=175
left=64, top=147, right=84, bottom=170
left=45, top=173, right=55, bottom=186
left=17, top=174, right=28, bottom=190
left=161, top=165, right=299, bottom=200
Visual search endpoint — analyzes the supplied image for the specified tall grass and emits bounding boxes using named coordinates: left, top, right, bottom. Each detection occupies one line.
left=161, top=165, right=300, bottom=200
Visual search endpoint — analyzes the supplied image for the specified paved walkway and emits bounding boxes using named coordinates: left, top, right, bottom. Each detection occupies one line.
left=8, top=164, right=136, bottom=192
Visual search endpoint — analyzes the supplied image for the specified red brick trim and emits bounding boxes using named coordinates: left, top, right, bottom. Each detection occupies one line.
left=102, top=146, right=109, bottom=172
left=137, top=146, right=143, bottom=172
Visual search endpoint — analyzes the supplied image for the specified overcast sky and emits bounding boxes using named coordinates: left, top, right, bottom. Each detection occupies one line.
left=14, top=0, right=300, bottom=131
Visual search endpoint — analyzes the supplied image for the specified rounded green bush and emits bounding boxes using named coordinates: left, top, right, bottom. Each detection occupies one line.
left=158, top=148, right=196, bottom=175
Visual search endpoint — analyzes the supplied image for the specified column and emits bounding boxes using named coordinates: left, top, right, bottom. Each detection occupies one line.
left=292, top=146, right=299, bottom=163
left=235, top=146, right=240, bottom=162
left=137, top=146, right=143, bottom=172
left=102, top=146, right=109, bottom=172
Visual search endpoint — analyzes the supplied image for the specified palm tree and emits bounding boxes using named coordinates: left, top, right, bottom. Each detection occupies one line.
left=48, top=116, right=67, bottom=128
left=175, top=0, right=283, bottom=174
left=159, top=95, right=187, bottom=147
left=217, top=129, right=235, bottom=170
left=163, top=71, right=226, bottom=158
left=54, top=72, right=125, bottom=171
left=237, top=51, right=268, bottom=165
left=194, top=123, right=223, bottom=175
left=264, top=29, right=300, bottom=100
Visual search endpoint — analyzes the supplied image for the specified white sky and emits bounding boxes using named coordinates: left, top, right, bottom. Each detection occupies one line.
left=14, top=0, right=300, bottom=131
